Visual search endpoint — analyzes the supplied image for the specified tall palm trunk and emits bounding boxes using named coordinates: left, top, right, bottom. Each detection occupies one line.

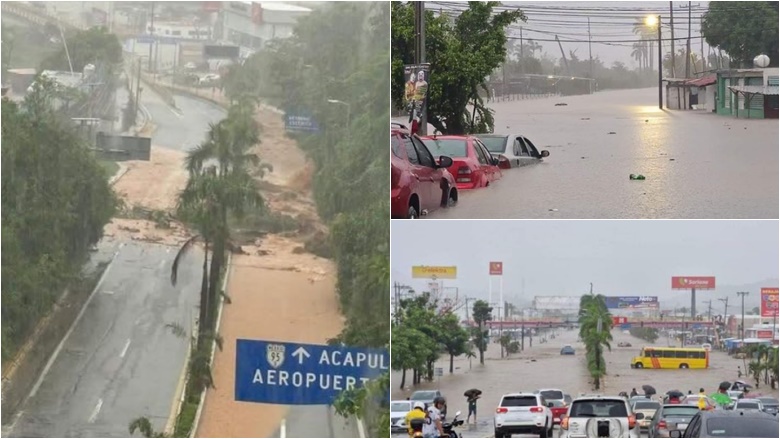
left=198, top=241, right=210, bottom=349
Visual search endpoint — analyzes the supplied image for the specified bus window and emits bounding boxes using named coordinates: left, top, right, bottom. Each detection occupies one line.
left=676, top=351, right=688, bottom=358
left=688, top=351, right=699, bottom=358
left=663, top=351, right=677, bottom=358
left=651, top=350, right=663, bottom=358
left=698, top=351, right=706, bottom=359
left=643, top=349, right=651, bottom=358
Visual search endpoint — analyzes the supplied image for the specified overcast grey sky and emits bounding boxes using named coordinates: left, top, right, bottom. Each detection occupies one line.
left=391, top=221, right=778, bottom=306
left=434, top=1, right=713, bottom=67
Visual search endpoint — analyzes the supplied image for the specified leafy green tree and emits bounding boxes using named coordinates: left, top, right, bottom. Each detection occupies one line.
left=702, top=1, right=779, bottom=67
left=40, top=27, right=122, bottom=72
left=392, top=1, right=525, bottom=134
left=438, top=312, right=470, bottom=373
left=1, top=78, right=117, bottom=360
left=472, top=300, right=493, bottom=365
left=391, top=323, right=432, bottom=389
left=579, top=293, right=613, bottom=390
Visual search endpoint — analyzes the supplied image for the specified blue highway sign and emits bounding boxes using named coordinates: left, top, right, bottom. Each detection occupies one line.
left=284, top=112, right=320, bottom=133
left=235, top=339, right=389, bottom=405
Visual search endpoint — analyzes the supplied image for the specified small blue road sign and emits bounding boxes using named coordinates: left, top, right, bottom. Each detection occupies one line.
left=284, top=111, right=320, bottom=133
left=235, top=339, right=389, bottom=405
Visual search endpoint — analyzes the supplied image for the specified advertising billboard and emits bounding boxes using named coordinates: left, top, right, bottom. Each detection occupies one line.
left=533, top=296, right=581, bottom=311
left=604, top=296, right=659, bottom=310
left=760, top=288, right=779, bottom=318
left=671, top=276, right=715, bottom=289
left=204, top=44, right=240, bottom=59
left=489, top=262, right=503, bottom=275
left=403, top=63, right=430, bottom=119
left=411, top=266, right=457, bottom=279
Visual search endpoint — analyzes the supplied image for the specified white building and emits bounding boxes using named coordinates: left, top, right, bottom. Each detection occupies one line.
left=219, top=1, right=312, bottom=49
left=146, top=21, right=211, bottom=41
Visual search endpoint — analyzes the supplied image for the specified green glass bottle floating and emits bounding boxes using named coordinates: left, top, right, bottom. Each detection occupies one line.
left=629, top=174, right=646, bottom=180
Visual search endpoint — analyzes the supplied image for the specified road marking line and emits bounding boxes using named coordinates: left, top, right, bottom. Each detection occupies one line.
left=280, top=418, right=287, bottom=438
left=27, top=249, right=121, bottom=400
left=103, top=290, right=114, bottom=295
left=120, top=338, right=131, bottom=358
left=88, top=398, right=103, bottom=423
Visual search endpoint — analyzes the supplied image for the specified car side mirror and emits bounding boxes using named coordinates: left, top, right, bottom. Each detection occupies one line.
left=547, top=402, right=554, bottom=408
left=540, top=150, right=550, bottom=158
left=635, top=412, right=645, bottom=420
left=491, top=157, right=499, bottom=166
left=438, top=156, right=453, bottom=168
left=669, top=430, right=682, bottom=438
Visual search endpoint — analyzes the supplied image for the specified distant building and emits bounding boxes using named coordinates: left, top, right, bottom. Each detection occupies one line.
left=218, top=1, right=312, bottom=50
left=146, top=21, right=211, bottom=40
left=714, top=68, right=779, bottom=119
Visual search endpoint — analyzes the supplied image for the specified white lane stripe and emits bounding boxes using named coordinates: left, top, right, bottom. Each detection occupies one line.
left=280, top=418, right=286, bottom=438
left=28, top=250, right=120, bottom=400
left=120, top=338, right=131, bottom=358
left=356, top=417, right=366, bottom=438
left=88, top=398, right=103, bottom=423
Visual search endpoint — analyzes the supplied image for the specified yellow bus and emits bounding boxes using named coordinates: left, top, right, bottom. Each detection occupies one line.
left=630, top=347, right=709, bottom=369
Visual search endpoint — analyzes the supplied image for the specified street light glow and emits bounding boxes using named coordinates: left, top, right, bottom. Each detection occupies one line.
left=645, top=15, right=658, bottom=27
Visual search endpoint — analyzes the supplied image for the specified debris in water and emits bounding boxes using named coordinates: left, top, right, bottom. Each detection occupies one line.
left=580, top=117, right=590, bottom=120
left=645, top=119, right=649, bottom=122
left=670, top=158, right=675, bottom=161
left=607, top=131, right=616, bottom=134
left=554, top=102, right=568, bottom=106
left=629, top=174, right=646, bottom=180
left=549, top=208, right=558, bottom=212
left=581, top=156, right=586, bottom=159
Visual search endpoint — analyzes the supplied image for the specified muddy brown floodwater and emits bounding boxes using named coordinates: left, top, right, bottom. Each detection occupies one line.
left=391, top=328, right=760, bottom=438
left=421, top=87, right=778, bottom=219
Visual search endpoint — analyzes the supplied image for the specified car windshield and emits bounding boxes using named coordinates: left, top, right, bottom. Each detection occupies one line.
left=634, top=401, right=660, bottom=410
left=391, top=402, right=411, bottom=412
left=411, top=391, right=437, bottom=401
left=706, top=417, right=779, bottom=437
left=501, top=396, right=537, bottom=407
left=571, top=400, right=627, bottom=417
left=540, top=390, right=564, bottom=400
left=421, top=139, right=468, bottom=157
left=475, top=135, right=508, bottom=153
left=661, top=406, right=701, bottom=416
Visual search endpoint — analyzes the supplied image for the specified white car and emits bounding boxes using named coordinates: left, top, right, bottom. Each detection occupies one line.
left=475, top=133, right=550, bottom=168
left=494, top=392, right=554, bottom=438
left=732, top=398, right=764, bottom=412
left=560, top=395, right=642, bottom=438
left=390, top=400, right=412, bottom=432
left=198, top=73, right=220, bottom=85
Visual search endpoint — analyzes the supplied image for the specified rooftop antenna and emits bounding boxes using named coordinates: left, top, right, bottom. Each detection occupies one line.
left=57, top=18, right=74, bottom=75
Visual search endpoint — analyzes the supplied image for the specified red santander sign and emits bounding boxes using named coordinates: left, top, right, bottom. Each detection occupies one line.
left=760, top=288, right=779, bottom=318
left=489, top=262, right=503, bottom=276
left=671, top=276, right=715, bottom=290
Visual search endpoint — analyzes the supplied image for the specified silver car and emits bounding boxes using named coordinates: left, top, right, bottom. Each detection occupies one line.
left=475, top=134, right=550, bottom=168
left=390, top=400, right=412, bottom=432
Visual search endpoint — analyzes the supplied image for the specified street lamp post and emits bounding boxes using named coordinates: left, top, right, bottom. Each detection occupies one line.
left=646, top=15, right=662, bottom=109
left=737, top=291, right=749, bottom=342
left=326, top=99, right=350, bottom=137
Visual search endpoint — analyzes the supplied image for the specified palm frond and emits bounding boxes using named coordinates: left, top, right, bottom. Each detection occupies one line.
left=171, top=235, right=201, bottom=285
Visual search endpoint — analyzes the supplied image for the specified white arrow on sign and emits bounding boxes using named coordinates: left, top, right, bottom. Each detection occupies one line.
left=292, top=347, right=311, bottom=364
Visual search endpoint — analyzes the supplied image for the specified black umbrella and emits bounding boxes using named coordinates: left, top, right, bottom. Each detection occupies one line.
left=464, top=389, right=482, bottom=398
left=642, top=385, right=657, bottom=395
left=667, top=390, right=685, bottom=398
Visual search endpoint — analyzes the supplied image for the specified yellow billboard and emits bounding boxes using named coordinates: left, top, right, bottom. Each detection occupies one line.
left=411, top=266, right=457, bottom=279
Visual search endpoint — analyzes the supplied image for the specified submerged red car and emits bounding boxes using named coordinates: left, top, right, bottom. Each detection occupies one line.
left=390, top=124, right=458, bottom=219
left=419, top=135, right=502, bottom=190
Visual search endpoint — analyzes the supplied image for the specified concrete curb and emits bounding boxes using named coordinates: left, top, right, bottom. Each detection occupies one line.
left=109, top=163, right=129, bottom=186
left=188, top=253, right=232, bottom=438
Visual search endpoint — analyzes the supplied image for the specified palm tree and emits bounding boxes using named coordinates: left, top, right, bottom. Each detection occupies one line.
left=579, top=293, right=613, bottom=390
left=631, top=42, right=645, bottom=71
left=632, top=18, right=655, bottom=73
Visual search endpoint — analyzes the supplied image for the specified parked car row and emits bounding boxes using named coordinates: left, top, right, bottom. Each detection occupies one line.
left=390, top=124, right=550, bottom=219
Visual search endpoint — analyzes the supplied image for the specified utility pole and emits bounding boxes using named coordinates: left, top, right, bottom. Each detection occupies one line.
left=148, top=1, right=155, bottom=72
left=685, top=2, right=691, bottom=78
left=135, top=59, right=142, bottom=124
left=657, top=15, right=662, bottom=109
left=520, top=27, right=525, bottom=75
left=669, top=2, right=676, bottom=77
left=413, top=1, right=427, bottom=135
left=555, top=35, right=570, bottom=76
left=587, top=17, right=593, bottom=79
left=704, top=299, right=713, bottom=341
left=737, top=291, right=749, bottom=342
left=700, top=15, right=705, bottom=72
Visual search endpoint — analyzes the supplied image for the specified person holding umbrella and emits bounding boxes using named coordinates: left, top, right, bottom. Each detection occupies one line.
left=709, top=382, right=732, bottom=408
left=464, top=389, right=482, bottom=424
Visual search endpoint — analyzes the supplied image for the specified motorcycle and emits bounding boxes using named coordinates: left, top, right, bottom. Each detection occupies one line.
left=409, top=418, right=425, bottom=438
left=442, top=411, right=464, bottom=438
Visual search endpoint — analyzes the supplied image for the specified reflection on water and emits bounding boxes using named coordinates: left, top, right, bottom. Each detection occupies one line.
left=427, top=88, right=778, bottom=219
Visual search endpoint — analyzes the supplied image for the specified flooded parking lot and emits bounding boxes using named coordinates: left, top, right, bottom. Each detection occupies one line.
left=421, top=88, right=778, bottom=219
left=391, top=328, right=756, bottom=438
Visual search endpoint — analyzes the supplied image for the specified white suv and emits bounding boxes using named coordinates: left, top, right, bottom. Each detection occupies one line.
left=494, top=393, right=554, bottom=438
left=560, top=396, right=641, bottom=438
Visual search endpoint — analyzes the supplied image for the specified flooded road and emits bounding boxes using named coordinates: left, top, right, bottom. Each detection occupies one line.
left=391, top=328, right=755, bottom=438
left=422, top=88, right=778, bottom=219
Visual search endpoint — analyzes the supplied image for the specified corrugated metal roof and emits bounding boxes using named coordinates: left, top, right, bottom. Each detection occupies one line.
left=728, top=85, right=779, bottom=96
left=686, top=75, right=716, bottom=87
